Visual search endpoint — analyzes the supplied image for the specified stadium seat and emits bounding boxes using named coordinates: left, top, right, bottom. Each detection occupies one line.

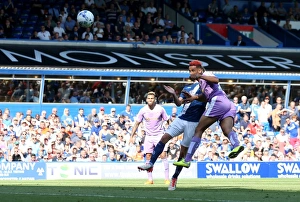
left=198, top=11, right=206, bottom=21
left=206, top=17, right=214, bottom=24
left=30, top=15, right=39, bottom=21
left=15, top=2, right=23, bottom=8
left=27, top=20, right=37, bottom=26
left=21, top=19, right=28, bottom=25
left=14, top=26, right=23, bottom=32
left=21, top=9, right=31, bottom=15
left=22, top=32, right=32, bottom=39
left=21, top=13, right=29, bottom=19
left=214, top=17, right=223, bottom=23
left=12, top=32, right=22, bottom=39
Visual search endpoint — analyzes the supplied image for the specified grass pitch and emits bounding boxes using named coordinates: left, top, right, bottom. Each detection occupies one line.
left=0, top=179, right=299, bottom=202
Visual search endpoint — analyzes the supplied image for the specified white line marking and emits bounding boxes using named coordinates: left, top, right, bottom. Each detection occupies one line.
left=0, top=191, right=257, bottom=202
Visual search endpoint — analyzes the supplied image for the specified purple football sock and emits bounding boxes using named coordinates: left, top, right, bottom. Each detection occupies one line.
left=185, top=136, right=201, bottom=162
left=228, top=131, right=240, bottom=148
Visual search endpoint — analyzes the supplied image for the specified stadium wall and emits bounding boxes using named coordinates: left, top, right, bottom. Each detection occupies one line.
left=1, top=162, right=299, bottom=180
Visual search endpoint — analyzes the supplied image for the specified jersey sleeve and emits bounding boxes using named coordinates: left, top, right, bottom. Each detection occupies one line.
left=135, top=108, right=144, bottom=122
left=161, top=107, right=169, bottom=121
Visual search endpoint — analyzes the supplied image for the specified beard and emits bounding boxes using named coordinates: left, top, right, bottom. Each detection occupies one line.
left=189, top=74, right=201, bottom=81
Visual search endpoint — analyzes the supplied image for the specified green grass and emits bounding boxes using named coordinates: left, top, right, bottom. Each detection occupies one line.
left=0, top=179, right=300, bottom=202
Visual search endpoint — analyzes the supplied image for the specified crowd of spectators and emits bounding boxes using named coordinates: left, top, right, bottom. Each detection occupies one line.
left=1, top=79, right=300, bottom=106
left=2, top=0, right=298, bottom=44
left=0, top=90, right=300, bottom=163
left=0, top=0, right=203, bottom=45
left=2, top=78, right=300, bottom=106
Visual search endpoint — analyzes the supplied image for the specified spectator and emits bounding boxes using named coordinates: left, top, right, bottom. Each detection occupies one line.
left=3, top=19, right=13, bottom=38
left=277, top=2, right=287, bottom=20
left=208, top=0, right=219, bottom=18
left=233, top=35, right=246, bottom=46
left=241, top=7, right=251, bottom=24
left=103, top=23, right=115, bottom=41
left=37, top=25, right=51, bottom=40
left=268, top=1, right=278, bottom=20
left=283, top=18, right=292, bottom=30
left=248, top=12, right=259, bottom=25
left=81, top=27, right=93, bottom=41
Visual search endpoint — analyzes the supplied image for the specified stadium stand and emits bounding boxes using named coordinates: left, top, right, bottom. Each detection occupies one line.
left=0, top=0, right=300, bottom=164
left=1, top=0, right=300, bottom=46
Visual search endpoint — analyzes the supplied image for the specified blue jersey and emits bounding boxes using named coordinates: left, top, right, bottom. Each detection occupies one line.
left=178, top=83, right=206, bottom=122
left=286, top=122, right=299, bottom=138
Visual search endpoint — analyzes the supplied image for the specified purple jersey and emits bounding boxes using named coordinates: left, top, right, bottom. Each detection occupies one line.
left=200, top=72, right=226, bottom=102
left=136, top=104, right=168, bottom=136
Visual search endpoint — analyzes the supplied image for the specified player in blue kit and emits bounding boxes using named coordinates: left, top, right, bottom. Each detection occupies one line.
left=137, top=81, right=206, bottom=191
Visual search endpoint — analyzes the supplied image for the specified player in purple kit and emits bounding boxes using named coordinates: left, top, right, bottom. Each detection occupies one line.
left=174, top=60, right=244, bottom=168
left=130, top=91, right=169, bottom=185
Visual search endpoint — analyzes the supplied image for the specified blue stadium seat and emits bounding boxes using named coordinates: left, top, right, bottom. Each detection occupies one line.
left=12, top=32, right=22, bottom=39
left=214, top=17, right=223, bottom=23
left=27, top=20, right=37, bottom=26
left=21, top=19, right=28, bottom=25
left=15, top=2, right=23, bottom=8
left=22, top=32, right=32, bottom=39
left=30, top=15, right=39, bottom=21
left=21, top=14, right=29, bottom=21
left=206, top=17, right=214, bottom=24
left=171, top=31, right=177, bottom=38
left=14, top=26, right=23, bottom=32
left=22, top=9, right=31, bottom=15
left=44, top=4, right=51, bottom=10
left=198, top=11, right=206, bottom=20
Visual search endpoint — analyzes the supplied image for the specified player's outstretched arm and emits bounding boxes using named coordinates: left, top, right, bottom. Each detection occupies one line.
left=163, top=85, right=183, bottom=106
left=182, top=91, right=207, bottom=103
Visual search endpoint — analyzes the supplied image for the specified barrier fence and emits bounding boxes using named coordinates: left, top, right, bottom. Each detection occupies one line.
left=1, top=161, right=299, bottom=180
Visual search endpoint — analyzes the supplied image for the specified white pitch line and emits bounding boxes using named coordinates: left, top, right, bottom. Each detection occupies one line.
left=0, top=191, right=257, bottom=202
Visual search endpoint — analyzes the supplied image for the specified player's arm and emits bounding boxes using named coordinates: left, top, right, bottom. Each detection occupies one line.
left=163, top=85, right=183, bottom=106
left=182, top=91, right=207, bottom=103
left=198, top=74, right=219, bottom=84
left=130, top=120, right=141, bottom=138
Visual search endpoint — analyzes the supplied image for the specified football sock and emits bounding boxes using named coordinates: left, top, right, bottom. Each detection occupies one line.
left=185, top=136, right=201, bottom=162
left=150, top=141, right=165, bottom=165
left=146, top=159, right=153, bottom=181
left=162, top=157, right=169, bottom=180
left=228, top=131, right=240, bottom=148
left=172, top=166, right=183, bottom=179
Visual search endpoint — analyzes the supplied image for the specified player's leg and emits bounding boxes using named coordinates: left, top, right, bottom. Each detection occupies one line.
left=142, top=136, right=155, bottom=184
left=168, top=145, right=186, bottom=191
left=144, top=153, right=154, bottom=184
left=174, top=116, right=218, bottom=168
left=138, top=133, right=172, bottom=171
left=159, top=150, right=170, bottom=184
left=220, top=117, right=244, bottom=158
left=220, top=102, right=244, bottom=158
left=138, top=118, right=184, bottom=171
left=170, top=120, right=198, bottom=190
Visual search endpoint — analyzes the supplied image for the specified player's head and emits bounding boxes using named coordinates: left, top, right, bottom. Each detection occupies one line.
left=146, top=91, right=156, bottom=106
left=188, top=60, right=204, bottom=81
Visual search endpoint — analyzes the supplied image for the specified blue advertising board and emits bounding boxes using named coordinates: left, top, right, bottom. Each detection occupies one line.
left=270, top=162, right=300, bottom=178
left=0, top=162, right=46, bottom=180
left=197, top=162, right=300, bottom=178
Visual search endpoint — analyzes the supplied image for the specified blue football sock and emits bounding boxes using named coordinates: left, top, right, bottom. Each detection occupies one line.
left=150, top=141, right=165, bottom=165
left=172, top=166, right=183, bottom=179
